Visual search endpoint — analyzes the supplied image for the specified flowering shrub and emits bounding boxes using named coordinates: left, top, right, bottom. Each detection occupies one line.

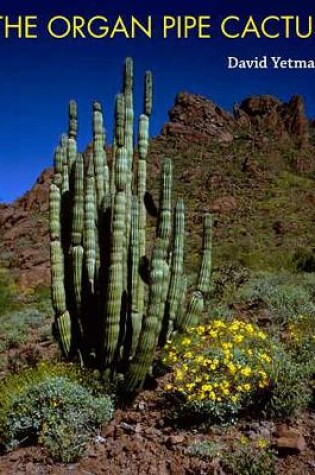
left=163, top=319, right=273, bottom=422
left=1, top=376, right=114, bottom=462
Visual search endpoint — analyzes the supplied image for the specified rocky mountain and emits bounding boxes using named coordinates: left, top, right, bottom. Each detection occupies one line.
left=1, top=93, right=314, bottom=288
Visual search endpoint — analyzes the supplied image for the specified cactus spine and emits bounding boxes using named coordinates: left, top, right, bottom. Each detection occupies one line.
left=50, top=58, right=213, bottom=392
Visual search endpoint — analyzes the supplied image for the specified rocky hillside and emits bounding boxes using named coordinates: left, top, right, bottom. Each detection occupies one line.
left=1, top=93, right=314, bottom=288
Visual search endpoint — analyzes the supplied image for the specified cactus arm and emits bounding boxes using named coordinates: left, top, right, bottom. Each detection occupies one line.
left=67, top=138, right=77, bottom=175
left=144, top=70, right=153, bottom=117
left=50, top=240, right=71, bottom=356
left=69, top=100, right=78, bottom=139
left=103, top=191, right=126, bottom=368
left=185, top=291, right=204, bottom=328
left=60, top=134, right=69, bottom=194
left=164, top=199, right=185, bottom=338
left=197, top=214, right=213, bottom=294
left=130, top=196, right=141, bottom=354
left=70, top=153, right=84, bottom=247
left=84, top=156, right=96, bottom=293
left=124, top=239, right=170, bottom=392
left=93, top=102, right=106, bottom=210
left=174, top=274, right=188, bottom=331
left=137, top=114, right=149, bottom=319
left=50, top=184, right=61, bottom=242
left=50, top=235, right=66, bottom=317
left=56, top=311, right=72, bottom=357
left=52, top=146, right=63, bottom=188
left=124, top=60, right=134, bottom=278
left=115, top=93, right=126, bottom=149
left=157, top=158, right=172, bottom=259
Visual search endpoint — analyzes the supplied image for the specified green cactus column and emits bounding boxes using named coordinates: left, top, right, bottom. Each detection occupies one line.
left=197, top=213, right=213, bottom=294
left=185, top=291, right=204, bottom=328
left=92, top=102, right=109, bottom=287
left=179, top=213, right=213, bottom=329
left=60, top=134, right=69, bottom=194
left=69, top=100, right=78, bottom=139
left=137, top=114, right=149, bottom=324
left=163, top=198, right=185, bottom=339
left=69, top=152, right=84, bottom=348
left=103, top=191, right=126, bottom=368
left=123, top=196, right=142, bottom=360
left=124, top=239, right=170, bottom=392
left=103, top=140, right=128, bottom=368
left=84, top=156, right=96, bottom=293
left=174, top=274, right=187, bottom=331
left=157, top=158, right=172, bottom=259
left=123, top=58, right=134, bottom=254
left=93, top=102, right=108, bottom=210
left=50, top=154, right=71, bottom=357
left=144, top=71, right=153, bottom=117
left=111, top=94, right=126, bottom=204
left=67, top=100, right=78, bottom=174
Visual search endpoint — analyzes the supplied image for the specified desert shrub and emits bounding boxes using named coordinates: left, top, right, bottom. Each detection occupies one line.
left=188, top=439, right=223, bottom=460
left=223, top=436, right=277, bottom=475
left=0, top=361, right=102, bottom=423
left=163, top=319, right=313, bottom=423
left=211, top=264, right=250, bottom=300
left=0, top=267, right=17, bottom=314
left=25, top=285, right=53, bottom=315
left=293, top=248, right=315, bottom=273
left=1, top=376, right=114, bottom=462
left=0, top=308, right=49, bottom=350
left=163, top=319, right=272, bottom=423
left=236, top=272, right=315, bottom=326
left=285, top=315, right=315, bottom=370
left=264, top=344, right=312, bottom=419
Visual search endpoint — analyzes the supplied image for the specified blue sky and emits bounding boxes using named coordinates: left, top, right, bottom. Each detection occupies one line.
left=0, top=0, right=314, bottom=202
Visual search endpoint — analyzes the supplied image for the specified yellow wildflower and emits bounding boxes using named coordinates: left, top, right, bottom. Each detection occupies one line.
left=182, top=337, right=191, bottom=346
left=233, top=334, right=244, bottom=344
left=257, top=438, right=268, bottom=449
left=241, top=367, right=252, bottom=377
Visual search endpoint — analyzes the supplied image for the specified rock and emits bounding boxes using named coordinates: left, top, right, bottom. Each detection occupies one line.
left=236, top=94, right=310, bottom=149
left=162, top=92, right=235, bottom=144
left=138, top=401, right=146, bottom=411
left=167, top=435, right=185, bottom=446
left=9, top=453, right=20, bottom=462
left=210, top=196, right=238, bottom=214
left=94, top=435, right=106, bottom=444
left=275, top=427, right=307, bottom=453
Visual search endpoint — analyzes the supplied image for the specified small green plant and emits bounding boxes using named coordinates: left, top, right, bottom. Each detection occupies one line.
left=223, top=437, right=277, bottom=475
left=286, top=314, right=315, bottom=366
left=1, top=376, right=114, bottom=462
left=0, top=267, right=17, bottom=315
left=27, top=285, right=54, bottom=315
left=0, top=308, right=50, bottom=351
left=264, top=344, right=312, bottom=419
left=188, top=439, right=223, bottom=460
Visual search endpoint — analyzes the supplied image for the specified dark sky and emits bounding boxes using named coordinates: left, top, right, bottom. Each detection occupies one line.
left=0, top=0, right=314, bottom=202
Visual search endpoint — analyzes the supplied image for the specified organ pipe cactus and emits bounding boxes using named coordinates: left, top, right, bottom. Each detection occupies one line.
left=49, top=58, right=213, bottom=393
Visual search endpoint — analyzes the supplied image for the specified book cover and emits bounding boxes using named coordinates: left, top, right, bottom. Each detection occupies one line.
left=0, top=0, right=314, bottom=473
